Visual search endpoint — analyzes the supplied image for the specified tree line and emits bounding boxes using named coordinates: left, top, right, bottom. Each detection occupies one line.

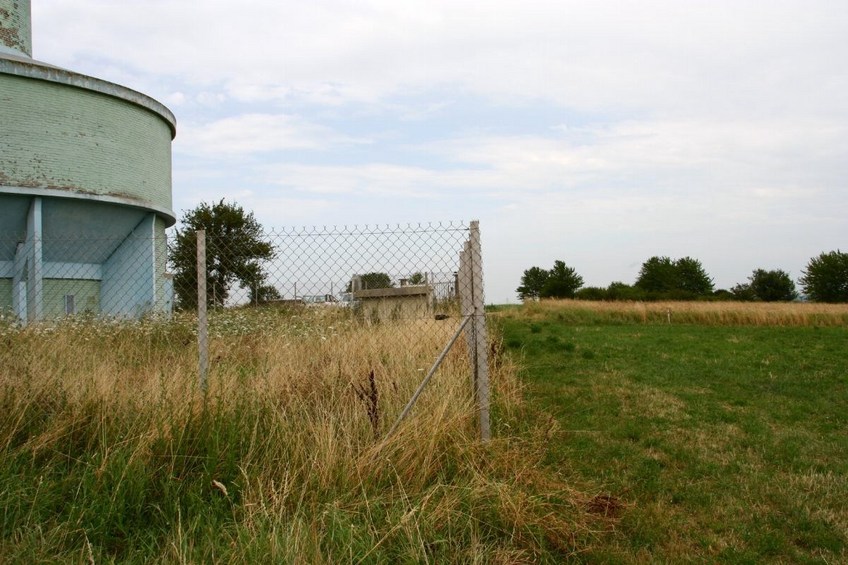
left=517, top=252, right=848, bottom=303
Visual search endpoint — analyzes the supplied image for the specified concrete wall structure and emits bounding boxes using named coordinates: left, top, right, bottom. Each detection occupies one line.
left=0, top=0, right=177, bottom=322
left=353, top=285, right=434, bottom=322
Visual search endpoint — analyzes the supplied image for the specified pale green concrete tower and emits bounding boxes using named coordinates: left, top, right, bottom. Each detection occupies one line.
left=0, top=1, right=178, bottom=322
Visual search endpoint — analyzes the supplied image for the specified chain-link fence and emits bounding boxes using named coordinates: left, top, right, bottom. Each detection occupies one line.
left=1, top=221, right=490, bottom=439
left=175, top=222, right=471, bottom=317
left=188, top=221, right=490, bottom=439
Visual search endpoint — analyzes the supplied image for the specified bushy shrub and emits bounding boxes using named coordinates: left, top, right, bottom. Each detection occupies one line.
left=575, top=287, right=608, bottom=301
left=606, top=282, right=646, bottom=301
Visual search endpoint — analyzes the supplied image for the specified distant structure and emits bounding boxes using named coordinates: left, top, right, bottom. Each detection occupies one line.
left=1, top=1, right=177, bottom=322
left=352, top=277, right=434, bottom=321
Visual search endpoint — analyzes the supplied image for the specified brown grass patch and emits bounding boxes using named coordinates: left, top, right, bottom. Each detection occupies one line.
left=504, top=299, right=848, bottom=326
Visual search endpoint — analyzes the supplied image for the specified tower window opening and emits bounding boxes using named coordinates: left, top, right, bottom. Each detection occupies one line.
left=64, top=294, right=75, bottom=315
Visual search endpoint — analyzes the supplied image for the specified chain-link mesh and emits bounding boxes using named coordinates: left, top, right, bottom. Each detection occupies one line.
left=176, top=222, right=469, bottom=318
left=1, top=221, right=489, bottom=438
left=1, top=222, right=479, bottom=324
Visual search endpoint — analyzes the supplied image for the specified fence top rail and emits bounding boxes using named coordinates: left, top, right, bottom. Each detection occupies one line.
left=166, top=221, right=471, bottom=237
left=203, top=222, right=470, bottom=238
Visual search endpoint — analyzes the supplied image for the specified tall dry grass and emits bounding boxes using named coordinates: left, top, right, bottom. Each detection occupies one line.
left=502, top=299, right=848, bottom=326
left=0, top=307, right=600, bottom=562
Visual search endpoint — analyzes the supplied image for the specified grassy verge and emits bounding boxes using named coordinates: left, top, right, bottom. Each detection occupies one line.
left=496, top=300, right=848, bottom=563
left=0, top=307, right=608, bottom=563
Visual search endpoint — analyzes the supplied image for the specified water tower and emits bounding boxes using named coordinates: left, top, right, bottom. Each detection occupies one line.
left=1, top=0, right=177, bottom=321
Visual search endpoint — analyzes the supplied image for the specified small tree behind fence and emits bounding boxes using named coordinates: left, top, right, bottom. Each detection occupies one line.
left=183, top=221, right=490, bottom=441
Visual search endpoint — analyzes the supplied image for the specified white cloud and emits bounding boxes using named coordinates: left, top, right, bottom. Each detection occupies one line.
left=194, top=91, right=228, bottom=107
left=421, top=116, right=848, bottom=199
left=33, top=1, right=848, bottom=117
left=175, top=114, right=369, bottom=157
left=165, top=91, right=186, bottom=106
left=259, top=163, right=450, bottom=197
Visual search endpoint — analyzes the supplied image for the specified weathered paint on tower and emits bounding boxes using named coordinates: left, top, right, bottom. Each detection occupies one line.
left=1, top=73, right=174, bottom=211
left=0, top=0, right=31, bottom=57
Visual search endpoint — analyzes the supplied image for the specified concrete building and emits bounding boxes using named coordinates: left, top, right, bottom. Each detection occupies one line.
left=1, top=0, right=177, bottom=321
left=353, top=284, right=435, bottom=321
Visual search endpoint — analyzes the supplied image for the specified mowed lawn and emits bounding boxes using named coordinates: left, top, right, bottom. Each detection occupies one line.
left=496, top=301, right=848, bottom=563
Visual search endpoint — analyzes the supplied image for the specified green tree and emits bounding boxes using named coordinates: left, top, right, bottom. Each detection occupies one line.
left=516, top=266, right=549, bottom=301
left=675, top=256, right=714, bottom=295
left=635, top=256, right=713, bottom=298
left=408, top=272, right=426, bottom=285
left=540, top=261, right=584, bottom=299
left=248, top=284, right=282, bottom=304
left=799, top=250, right=848, bottom=302
left=746, top=269, right=798, bottom=302
left=350, top=272, right=393, bottom=291
left=635, top=256, right=678, bottom=293
left=170, top=200, right=274, bottom=309
left=243, top=263, right=282, bottom=305
left=730, top=283, right=756, bottom=301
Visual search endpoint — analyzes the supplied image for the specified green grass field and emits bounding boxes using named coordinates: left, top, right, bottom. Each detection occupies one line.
left=496, top=300, right=848, bottom=563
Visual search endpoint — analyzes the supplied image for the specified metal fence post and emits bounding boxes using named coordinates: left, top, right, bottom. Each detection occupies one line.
left=196, top=229, right=208, bottom=392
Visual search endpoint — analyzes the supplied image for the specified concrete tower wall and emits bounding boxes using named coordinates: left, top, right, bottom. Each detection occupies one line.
left=0, top=1, right=177, bottom=322
left=0, top=0, right=31, bottom=57
left=0, top=277, right=10, bottom=307
left=0, top=74, right=173, bottom=212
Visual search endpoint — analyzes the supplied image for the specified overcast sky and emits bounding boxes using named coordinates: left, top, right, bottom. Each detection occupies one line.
left=32, top=0, right=847, bottom=302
